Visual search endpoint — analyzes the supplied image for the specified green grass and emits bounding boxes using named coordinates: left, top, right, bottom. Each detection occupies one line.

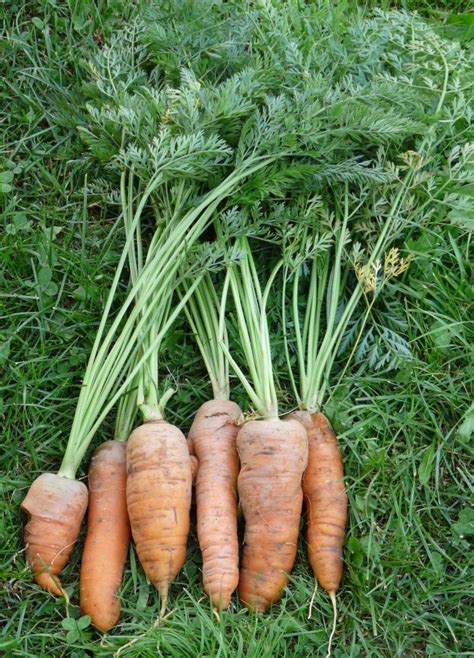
left=1, top=1, right=473, bottom=657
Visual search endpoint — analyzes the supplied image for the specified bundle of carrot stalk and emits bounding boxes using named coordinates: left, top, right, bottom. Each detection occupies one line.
left=19, top=2, right=470, bottom=655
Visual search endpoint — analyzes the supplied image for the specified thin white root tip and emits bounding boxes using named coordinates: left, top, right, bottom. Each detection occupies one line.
left=326, top=591, right=337, bottom=658
left=159, top=594, right=169, bottom=620
left=308, top=582, right=318, bottom=620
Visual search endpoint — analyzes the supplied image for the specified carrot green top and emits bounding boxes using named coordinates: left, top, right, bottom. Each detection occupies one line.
left=220, top=236, right=282, bottom=420
left=58, top=156, right=277, bottom=479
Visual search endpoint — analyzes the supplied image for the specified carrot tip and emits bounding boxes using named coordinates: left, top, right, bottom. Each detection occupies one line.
left=158, top=584, right=169, bottom=620
left=308, top=582, right=318, bottom=620
left=326, top=591, right=337, bottom=658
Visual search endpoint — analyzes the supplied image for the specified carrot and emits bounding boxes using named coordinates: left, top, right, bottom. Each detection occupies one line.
left=288, top=411, right=347, bottom=596
left=182, top=271, right=242, bottom=608
left=80, top=441, right=130, bottom=632
left=188, top=399, right=241, bottom=608
left=217, top=239, right=309, bottom=611
left=237, top=418, right=307, bottom=611
left=21, top=473, right=88, bottom=596
left=280, top=192, right=355, bottom=654
left=126, top=419, right=192, bottom=615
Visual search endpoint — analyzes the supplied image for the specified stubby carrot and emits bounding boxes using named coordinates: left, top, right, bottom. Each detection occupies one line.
left=21, top=473, right=88, bottom=596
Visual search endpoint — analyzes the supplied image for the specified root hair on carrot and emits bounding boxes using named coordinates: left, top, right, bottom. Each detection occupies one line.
left=326, top=590, right=338, bottom=658
left=308, top=581, right=318, bottom=620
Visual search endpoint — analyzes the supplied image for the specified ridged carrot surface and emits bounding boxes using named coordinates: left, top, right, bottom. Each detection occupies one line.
left=289, top=410, right=347, bottom=593
left=126, top=420, right=192, bottom=613
left=188, top=399, right=241, bottom=608
left=237, top=418, right=308, bottom=611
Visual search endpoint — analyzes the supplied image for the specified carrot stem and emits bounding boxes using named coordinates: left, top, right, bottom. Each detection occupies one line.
left=220, top=237, right=281, bottom=419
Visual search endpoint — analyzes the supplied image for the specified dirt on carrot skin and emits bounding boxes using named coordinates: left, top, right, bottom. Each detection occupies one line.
left=21, top=473, right=89, bottom=596
left=126, top=420, right=192, bottom=614
left=80, top=441, right=130, bottom=632
left=188, top=399, right=241, bottom=609
left=288, top=410, right=347, bottom=593
left=237, top=417, right=308, bottom=612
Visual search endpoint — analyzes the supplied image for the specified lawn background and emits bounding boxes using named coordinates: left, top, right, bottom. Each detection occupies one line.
left=1, top=1, right=472, bottom=656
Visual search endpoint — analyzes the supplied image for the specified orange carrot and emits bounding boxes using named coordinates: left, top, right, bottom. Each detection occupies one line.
left=237, top=418, right=308, bottom=611
left=188, top=399, right=241, bottom=608
left=288, top=411, right=347, bottom=597
left=126, top=420, right=192, bottom=615
left=80, top=441, right=130, bottom=632
left=21, top=473, right=88, bottom=596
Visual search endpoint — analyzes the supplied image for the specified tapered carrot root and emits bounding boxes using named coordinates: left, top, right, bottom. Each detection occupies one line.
left=21, top=473, right=88, bottom=595
left=188, top=399, right=241, bottom=608
left=126, top=420, right=192, bottom=614
left=80, top=441, right=130, bottom=632
left=237, top=418, right=308, bottom=611
left=289, top=410, right=347, bottom=593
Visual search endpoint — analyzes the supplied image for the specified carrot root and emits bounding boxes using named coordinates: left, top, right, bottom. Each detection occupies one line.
left=308, top=581, right=318, bottom=620
left=21, top=473, right=88, bottom=596
left=80, top=441, right=130, bottom=632
left=327, top=591, right=337, bottom=658
left=289, top=411, right=347, bottom=593
left=126, top=420, right=192, bottom=614
left=188, top=399, right=241, bottom=609
left=237, top=418, right=308, bottom=612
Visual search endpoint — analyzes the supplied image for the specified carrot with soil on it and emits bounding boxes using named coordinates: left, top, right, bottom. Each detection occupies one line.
left=120, top=174, right=201, bottom=618
left=283, top=187, right=412, bottom=655
left=21, top=474, right=88, bottom=597
left=184, top=273, right=241, bottom=609
left=220, top=237, right=308, bottom=612
left=79, top=441, right=130, bottom=631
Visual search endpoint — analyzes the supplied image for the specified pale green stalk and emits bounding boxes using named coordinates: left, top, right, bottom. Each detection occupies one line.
left=219, top=237, right=281, bottom=420
left=59, top=155, right=277, bottom=478
left=182, top=273, right=230, bottom=400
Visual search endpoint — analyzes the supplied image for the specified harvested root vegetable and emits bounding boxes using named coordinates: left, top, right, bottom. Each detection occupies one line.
left=184, top=273, right=241, bottom=608
left=188, top=399, right=241, bottom=608
left=20, top=135, right=276, bottom=596
left=21, top=473, right=88, bottom=596
left=80, top=441, right=130, bottom=632
left=237, top=418, right=307, bottom=611
left=288, top=411, right=347, bottom=595
left=126, top=420, right=192, bottom=615
left=219, top=237, right=308, bottom=611
left=282, top=189, right=407, bottom=654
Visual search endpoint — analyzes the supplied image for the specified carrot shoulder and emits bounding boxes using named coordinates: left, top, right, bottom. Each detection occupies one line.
left=237, top=418, right=308, bottom=611
left=80, top=441, right=130, bottom=632
left=21, top=473, right=88, bottom=596
left=188, top=399, right=241, bottom=608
